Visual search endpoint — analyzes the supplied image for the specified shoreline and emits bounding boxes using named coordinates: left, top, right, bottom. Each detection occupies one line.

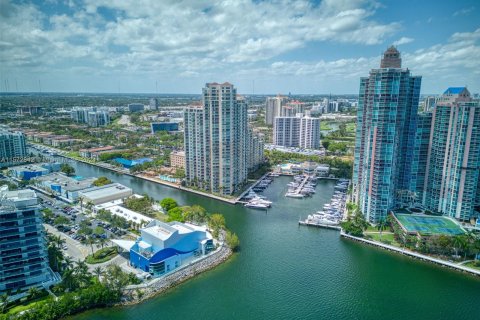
left=120, top=244, right=233, bottom=306
left=340, top=230, right=480, bottom=277
left=50, top=149, right=239, bottom=204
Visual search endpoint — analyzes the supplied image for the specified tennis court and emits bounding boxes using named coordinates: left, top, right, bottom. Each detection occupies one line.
left=394, top=214, right=465, bottom=235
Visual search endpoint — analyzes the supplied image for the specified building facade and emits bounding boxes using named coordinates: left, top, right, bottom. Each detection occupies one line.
left=0, top=130, right=27, bottom=168
left=170, top=151, right=185, bottom=169
left=0, top=188, right=52, bottom=293
left=353, top=46, right=421, bottom=223
left=409, top=112, right=433, bottom=204
left=184, top=83, right=249, bottom=195
left=423, top=87, right=480, bottom=221
left=71, top=107, right=110, bottom=127
left=265, top=96, right=287, bottom=126
left=113, top=220, right=214, bottom=277
left=151, top=122, right=179, bottom=133
left=273, top=115, right=320, bottom=149
left=299, top=116, right=321, bottom=149
left=273, top=117, right=301, bottom=147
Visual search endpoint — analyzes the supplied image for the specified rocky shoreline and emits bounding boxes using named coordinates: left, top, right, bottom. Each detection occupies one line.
left=119, top=245, right=233, bottom=305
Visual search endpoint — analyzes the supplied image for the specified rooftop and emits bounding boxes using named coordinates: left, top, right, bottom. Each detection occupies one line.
left=443, top=87, right=467, bottom=95
left=104, top=204, right=153, bottom=224
left=35, top=172, right=96, bottom=191
left=79, top=183, right=132, bottom=200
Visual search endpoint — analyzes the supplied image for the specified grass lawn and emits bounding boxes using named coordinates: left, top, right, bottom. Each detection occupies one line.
left=364, top=232, right=401, bottom=246
left=320, top=122, right=332, bottom=130
left=464, top=261, right=480, bottom=271
left=86, top=247, right=118, bottom=264
left=346, top=122, right=356, bottom=132
left=6, top=294, right=52, bottom=315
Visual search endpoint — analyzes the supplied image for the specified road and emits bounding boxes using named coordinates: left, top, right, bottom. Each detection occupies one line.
left=44, top=224, right=89, bottom=261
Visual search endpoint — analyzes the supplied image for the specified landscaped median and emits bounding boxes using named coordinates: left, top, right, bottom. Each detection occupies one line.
left=86, top=247, right=118, bottom=264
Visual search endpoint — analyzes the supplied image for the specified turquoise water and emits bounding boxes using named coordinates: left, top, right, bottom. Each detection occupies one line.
left=65, top=161, right=480, bottom=320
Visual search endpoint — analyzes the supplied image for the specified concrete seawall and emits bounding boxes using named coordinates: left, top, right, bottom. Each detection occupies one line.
left=340, top=231, right=480, bottom=277
left=121, top=245, right=233, bottom=305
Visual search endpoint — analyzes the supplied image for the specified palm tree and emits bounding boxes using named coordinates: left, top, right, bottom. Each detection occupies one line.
left=98, top=237, right=107, bottom=249
left=27, top=287, right=41, bottom=300
left=93, top=266, right=103, bottom=280
left=452, top=235, right=466, bottom=257
left=85, top=236, right=97, bottom=255
left=377, top=218, right=386, bottom=241
left=63, top=256, right=73, bottom=270
left=0, top=293, right=9, bottom=314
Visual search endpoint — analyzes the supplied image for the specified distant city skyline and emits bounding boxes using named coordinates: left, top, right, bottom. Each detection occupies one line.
left=0, top=0, right=479, bottom=94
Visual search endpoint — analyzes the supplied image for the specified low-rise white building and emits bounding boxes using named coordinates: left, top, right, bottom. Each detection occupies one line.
left=78, top=183, right=133, bottom=205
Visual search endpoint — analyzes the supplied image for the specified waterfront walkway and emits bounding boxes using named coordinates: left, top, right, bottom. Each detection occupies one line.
left=40, top=144, right=238, bottom=205
left=341, top=231, right=480, bottom=277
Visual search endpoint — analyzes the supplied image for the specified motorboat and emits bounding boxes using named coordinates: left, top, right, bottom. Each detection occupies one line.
left=285, top=193, right=304, bottom=198
left=244, top=202, right=269, bottom=209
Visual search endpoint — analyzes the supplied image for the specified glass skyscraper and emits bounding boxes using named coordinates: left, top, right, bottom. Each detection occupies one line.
left=353, top=46, right=421, bottom=223
left=423, top=87, right=480, bottom=221
left=0, top=188, right=54, bottom=294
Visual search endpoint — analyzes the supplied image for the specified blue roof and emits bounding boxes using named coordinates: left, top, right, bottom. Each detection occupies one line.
left=443, top=87, right=466, bottom=94
left=149, top=247, right=192, bottom=264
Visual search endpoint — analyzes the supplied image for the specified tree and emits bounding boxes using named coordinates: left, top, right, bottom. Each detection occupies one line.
left=167, top=207, right=184, bottom=222
left=54, top=216, right=70, bottom=226
left=225, top=231, right=240, bottom=251
left=85, top=236, right=97, bottom=255
left=27, top=287, right=41, bottom=300
left=93, top=226, right=105, bottom=236
left=1, top=293, right=9, bottom=314
left=41, top=208, right=54, bottom=222
left=60, top=163, right=75, bottom=176
left=377, top=218, right=387, bottom=241
left=208, top=213, right=226, bottom=238
left=161, top=197, right=178, bottom=211
left=93, top=266, right=103, bottom=280
left=183, top=205, right=209, bottom=224
left=92, top=176, right=112, bottom=187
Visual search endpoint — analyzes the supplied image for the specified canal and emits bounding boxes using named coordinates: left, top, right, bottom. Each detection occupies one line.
left=66, top=160, right=480, bottom=320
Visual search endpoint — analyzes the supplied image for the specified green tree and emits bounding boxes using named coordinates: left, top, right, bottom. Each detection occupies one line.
left=225, top=231, right=240, bottom=251
left=27, top=287, right=41, bottom=300
left=1, top=293, right=9, bottom=314
left=92, top=176, right=112, bottom=187
left=160, top=197, right=178, bottom=211
left=54, top=216, right=70, bottom=226
left=167, top=207, right=184, bottom=222
left=208, top=213, right=226, bottom=238
left=60, top=163, right=75, bottom=176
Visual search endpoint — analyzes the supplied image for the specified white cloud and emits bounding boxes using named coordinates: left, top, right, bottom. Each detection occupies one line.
left=0, top=0, right=398, bottom=76
left=393, top=37, right=414, bottom=46
left=453, top=6, right=475, bottom=17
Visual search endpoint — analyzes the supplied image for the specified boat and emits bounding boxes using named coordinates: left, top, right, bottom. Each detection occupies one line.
left=285, top=193, right=304, bottom=198
left=244, top=202, right=269, bottom=209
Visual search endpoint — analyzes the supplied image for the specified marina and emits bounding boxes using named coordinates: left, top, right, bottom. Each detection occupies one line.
left=241, top=174, right=275, bottom=209
left=285, top=174, right=318, bottom=198
left=299, top=178, right=349, bottom=229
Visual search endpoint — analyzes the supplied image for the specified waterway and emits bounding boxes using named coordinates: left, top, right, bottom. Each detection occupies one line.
left=66, top=160, right=480, bottom=320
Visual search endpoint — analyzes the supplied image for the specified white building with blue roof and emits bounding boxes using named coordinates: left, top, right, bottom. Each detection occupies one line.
left=112, top=219, right=214, bottom=277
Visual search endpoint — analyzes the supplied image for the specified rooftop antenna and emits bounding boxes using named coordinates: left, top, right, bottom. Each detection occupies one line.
left=38, top=79, right=42, bottom=93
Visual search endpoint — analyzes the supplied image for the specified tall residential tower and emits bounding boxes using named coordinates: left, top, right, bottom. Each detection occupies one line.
left=184, top=82, right=258, bottom=195
left=353, top=46, right=421, bottom=223
left=423, top=87, right=480, bottom=221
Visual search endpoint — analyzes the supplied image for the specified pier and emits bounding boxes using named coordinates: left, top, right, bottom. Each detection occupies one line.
left=298, top=220, right=341, bottom=231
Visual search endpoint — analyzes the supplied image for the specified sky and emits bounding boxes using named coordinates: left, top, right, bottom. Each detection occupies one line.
left=0, top=0, right=479, bottom=95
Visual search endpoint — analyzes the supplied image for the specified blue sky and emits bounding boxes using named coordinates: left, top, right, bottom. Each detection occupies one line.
left=0, top=0, right=479, bottom=94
